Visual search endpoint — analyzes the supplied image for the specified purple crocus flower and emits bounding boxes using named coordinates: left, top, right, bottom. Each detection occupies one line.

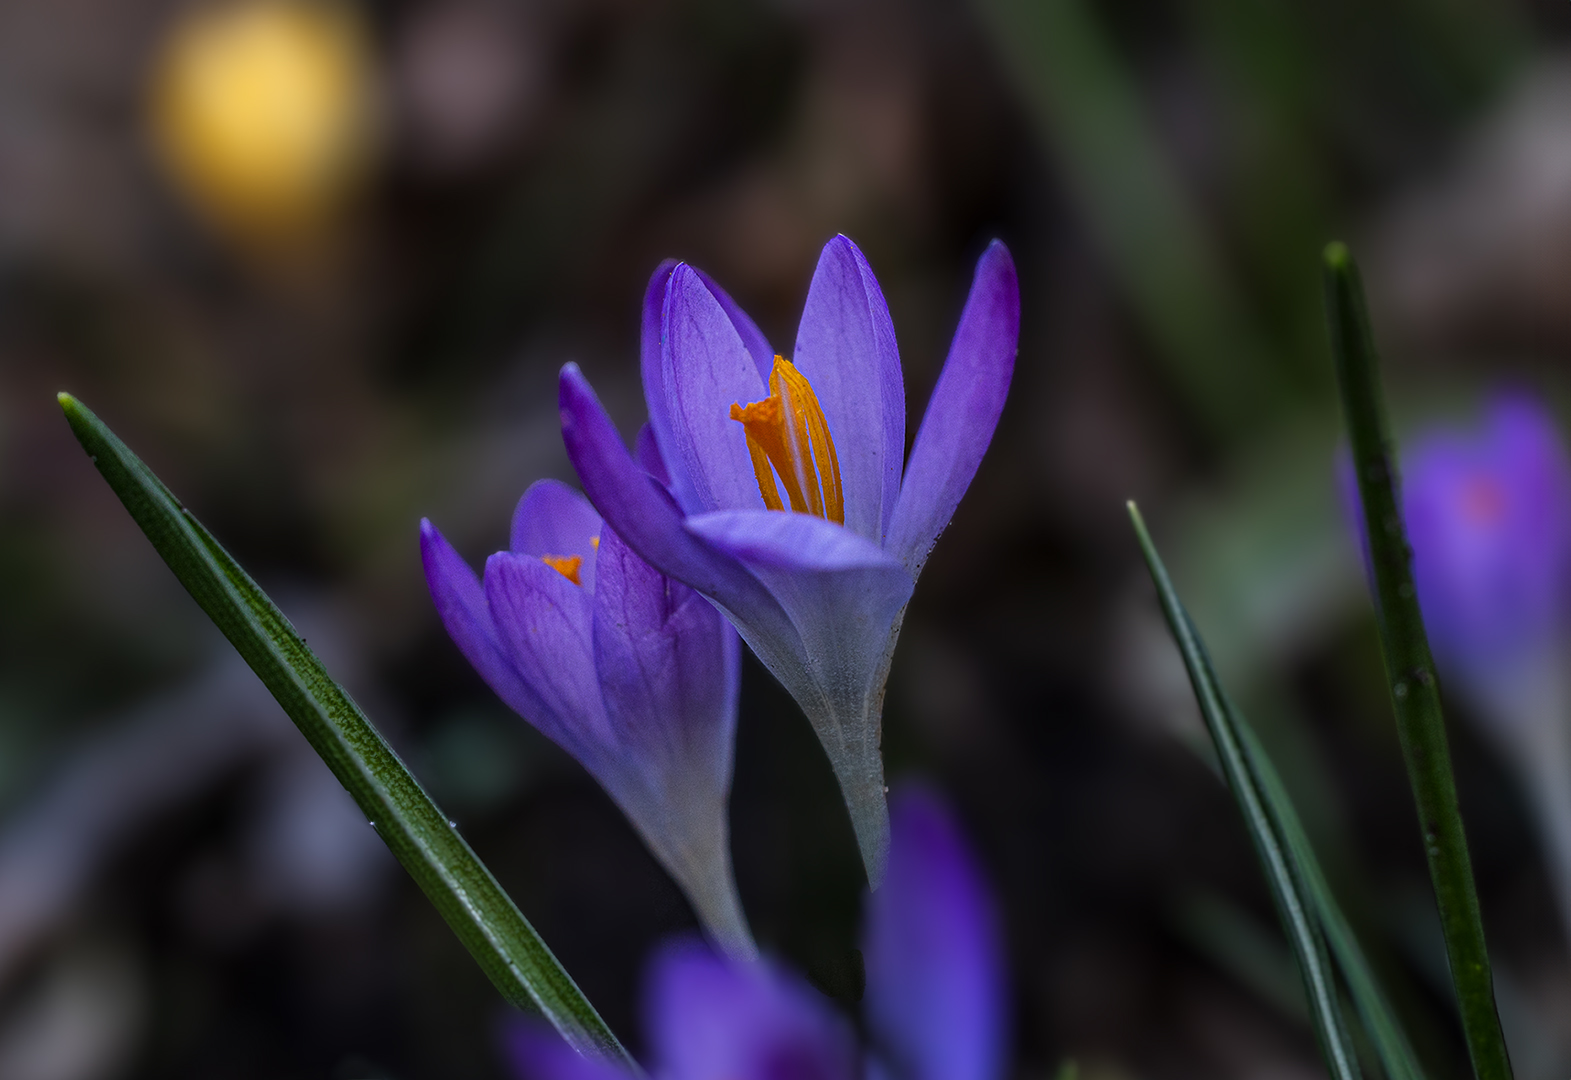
left=505, top=787, right=1006, bottom=1080
left=420, top=469, right=755, bottom=959
left=558, top=236, right=1019, bottom=884
left=1343, top=393, right=1571, bottom=944
left=1399, top=396, right=1571, bottom=691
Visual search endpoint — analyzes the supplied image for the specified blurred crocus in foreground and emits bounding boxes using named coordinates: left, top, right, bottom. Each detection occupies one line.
left=421, top=473, right=754, bottom=959
left=507, top=787, right=1006, bottom=1080
left=1345, top=395, right=1571, bottom=945
left=560, top=236, right=1019, bottom=884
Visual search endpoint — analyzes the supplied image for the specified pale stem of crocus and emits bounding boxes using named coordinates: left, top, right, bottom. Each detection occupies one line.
left=1521, top=737, right=1571, bottom=960
left=677, top=843, right=757, bottom=964
left=624, top=781, right=758, bottom=962
left=818, top=622, right=900, bottom=887
left=828, top=719, right=890, bottom=886
left=1474, top=650, right=1571, bottom=960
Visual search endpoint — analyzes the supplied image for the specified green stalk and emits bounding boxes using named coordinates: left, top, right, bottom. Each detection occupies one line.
left=976, top=0, right=1281, bottom=439
left=1322, top=243, right=1512, bottom=1080
left=1130, top=503, right=1363, bottom=1080
left=59, top=393, right=635, bottom=1069
left=1235, top=718, right=1425, bottom=1080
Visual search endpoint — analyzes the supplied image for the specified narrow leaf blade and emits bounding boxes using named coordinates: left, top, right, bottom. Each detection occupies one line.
left=59, top=393, right=634, bottom=1068
left=1323, top=243, right=1513, bottom=1080
left=1129, top=501, right=1362, bottom=1080
left=1234, top=717, right=1426, bottom=1080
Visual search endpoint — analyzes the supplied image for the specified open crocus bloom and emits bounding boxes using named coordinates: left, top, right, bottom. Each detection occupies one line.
left=560, top=236, right=1019, bottom=884
left=505, top=788, right=1006, bottom=1080
left=420, top=472, right=755, bottom=959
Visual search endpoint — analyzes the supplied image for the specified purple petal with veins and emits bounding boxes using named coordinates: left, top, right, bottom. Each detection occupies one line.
left=422, top=478, right=753, bottom=957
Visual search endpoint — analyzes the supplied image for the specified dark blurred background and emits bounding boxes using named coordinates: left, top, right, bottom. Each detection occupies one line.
left=4, top=0, right=1571, bottom=1076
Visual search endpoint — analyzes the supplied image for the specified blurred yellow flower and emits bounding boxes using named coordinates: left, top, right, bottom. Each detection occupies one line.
left=151, top=0, right=376, bottom=246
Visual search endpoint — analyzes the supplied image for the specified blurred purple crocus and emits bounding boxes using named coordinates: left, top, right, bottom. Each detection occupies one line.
left=505, top=787, right=1006, bottom=1080
left=420, top=471, right=755, bottom=959
left=1344, top=394, right=1571, bottom=945
left=558, top=236, right=1019, bottom=884
left=1398, top=396, right=1571, bottom=687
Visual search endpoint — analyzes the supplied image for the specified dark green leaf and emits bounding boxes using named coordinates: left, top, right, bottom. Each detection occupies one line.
left=1323, top=243, right=1513, bottom=1080
left=58, top=393, right=635, bottom=1069
left=1234, top=711, right=1425, bottom=1080
left=1130, top=501, right=1362, bottom=1080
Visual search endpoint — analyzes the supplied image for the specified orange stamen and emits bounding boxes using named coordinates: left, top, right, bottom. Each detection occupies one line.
left=729, top=356, right=844, bottom=524
left=541, top=554, right=583, bottom=585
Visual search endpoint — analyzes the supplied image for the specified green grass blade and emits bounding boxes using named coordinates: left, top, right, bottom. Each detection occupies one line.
left=1323, top=243, right=1512, bottom=1080
left=1129, top=502, right=1362, bottom=1080
left=1234, top=706, right=1427, bottom=1080
left=58, top=393, right=635, bottom=1068
left=976, top=0, right=1282, bottom=439
left=1136, top=507, right=1425, bottom=1080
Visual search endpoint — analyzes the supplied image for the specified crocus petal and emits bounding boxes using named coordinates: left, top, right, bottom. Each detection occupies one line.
left=421, top=519, right=557, bottom=730
left=863, top=787, right=1006, bottom=1080
left=639, top=260, right=682, bottom=493
left=510, top=479, right=603, bottom=593
left=592, top=526, right=755, bottom=959
left=559, top=364, right=806, bottom=661
left=685, top=509, right=915, bottom=884
left=888, top=242, right=1019, bottom=579
left=695, top=266, right=777, bottom=386
left=483, top=550, right=615, bottom=754
left=644, top=939, right=858, bottom=1080
left=502, top=1024, right=634, bottom=1080
left=640, top=262, right=773, bottom=512
left=642, top=263, right=775, bottom=452
left=792, top=235, right=905, bottom=542
left=593, top=527, right=740, bottom=778
left=652, top=264, right=771, bottom=516
left=1404, top=396, right=1571, bottom=672
left=635, top=423, right=672, bottom=489
left=1344, top=394, right=1571, bottom=706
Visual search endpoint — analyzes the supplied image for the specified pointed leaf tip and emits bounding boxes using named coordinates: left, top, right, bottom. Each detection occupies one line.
left=1126, top=501, right=1149, bottom=538
left=57, top=392, right=75, bottom=409
left=1323, top=241, right=1351, bottom=271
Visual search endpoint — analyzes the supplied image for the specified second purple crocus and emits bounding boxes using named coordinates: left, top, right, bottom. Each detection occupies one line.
left=559, top=236, right=1019, bottom=885
left=421, top=466, right=755, bottom=959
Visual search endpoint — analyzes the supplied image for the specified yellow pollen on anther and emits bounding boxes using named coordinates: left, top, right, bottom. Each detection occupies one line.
left=541, top=554, right=583, bottom=585
left=729, top=356, right=844, bottom=524
left=590, top=535, right=600, bottom=550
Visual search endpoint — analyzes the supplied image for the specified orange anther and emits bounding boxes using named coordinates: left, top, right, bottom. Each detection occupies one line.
left=541, top=554, right=584, bottom=585
left=729, top=357, right=844, bottom=524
